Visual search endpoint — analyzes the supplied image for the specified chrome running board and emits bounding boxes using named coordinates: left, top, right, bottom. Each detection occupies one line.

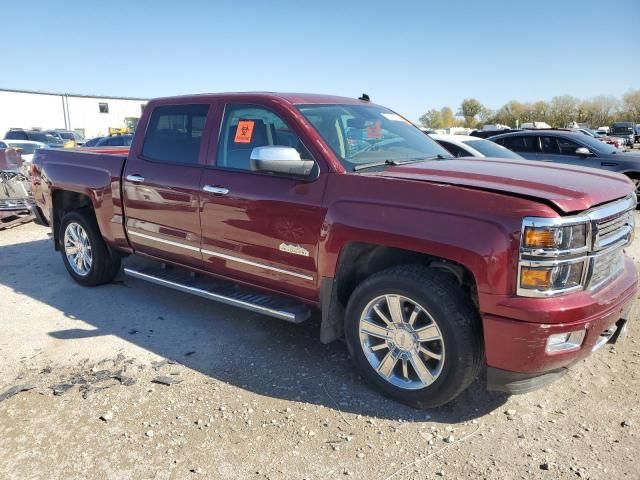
left=124, top=264, right=311, bottom=324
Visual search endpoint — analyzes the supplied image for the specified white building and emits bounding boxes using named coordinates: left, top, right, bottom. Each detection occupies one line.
left=0, top=88, right=148, bottom=139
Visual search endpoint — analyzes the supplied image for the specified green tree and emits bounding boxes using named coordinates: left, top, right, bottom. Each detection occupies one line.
left=459, top=98, right=483, bottom=127
left=418, top=109, right=442, bottom=128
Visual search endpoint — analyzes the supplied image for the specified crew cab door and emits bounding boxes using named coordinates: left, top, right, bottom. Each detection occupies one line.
left=198, top=103, right=326, bottom=301
left=122, top=103, right=213, bottom=267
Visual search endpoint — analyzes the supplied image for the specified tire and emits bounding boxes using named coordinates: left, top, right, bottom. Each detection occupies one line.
left=344, top=265, right=483, bottom=409
left=59, top=210, right=121, bottom=286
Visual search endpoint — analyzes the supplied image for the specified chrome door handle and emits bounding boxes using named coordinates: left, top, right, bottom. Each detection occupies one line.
left=126, top=174, right=145, bottom=183
left=203, top=185, right=229, bottom=195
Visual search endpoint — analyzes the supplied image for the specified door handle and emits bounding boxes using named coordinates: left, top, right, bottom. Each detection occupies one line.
left=203, top=185, right=229, bottom=195
left=126, top=174, right=145, bottom=183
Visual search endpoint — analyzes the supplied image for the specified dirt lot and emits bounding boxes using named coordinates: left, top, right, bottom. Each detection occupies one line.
left=1, top=221, right=638, bottom=480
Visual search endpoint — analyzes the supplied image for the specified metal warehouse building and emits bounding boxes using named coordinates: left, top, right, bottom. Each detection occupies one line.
left=0, top=88, right=148, bottom=140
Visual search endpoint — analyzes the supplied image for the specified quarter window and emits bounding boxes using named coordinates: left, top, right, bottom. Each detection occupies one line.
left=142, top=104, right=209, bottom=165
left=217, top=105, right=312, bottom=171
left=501, top=135, right=539, bottom=153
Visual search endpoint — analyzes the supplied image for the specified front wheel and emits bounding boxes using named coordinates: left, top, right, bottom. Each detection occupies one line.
left=59, top=210, right=121, bottom=286
left=344, top=265, right=483, bottom=408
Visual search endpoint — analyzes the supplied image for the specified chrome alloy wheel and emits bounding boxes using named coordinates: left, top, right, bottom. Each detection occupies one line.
left=358, top=294, right=445, bottom=390
left=64, top=222, right=93, bottom=276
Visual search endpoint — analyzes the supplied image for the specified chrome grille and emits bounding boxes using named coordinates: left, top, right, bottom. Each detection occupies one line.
left=0, top=198, right=32, bottom=211
left=594, top=209, right=634, bottom=250
left=589, top=247, right=625, bottom=289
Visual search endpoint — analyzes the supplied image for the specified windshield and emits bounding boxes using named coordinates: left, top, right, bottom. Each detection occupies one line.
left=462, top=139, right=523, bottom=159
left=7, top=142, right=39, bottom=154
left=573, top=133, right=617, bottom=154
left=31, top=132, right=63, bottom=145
left=612, top=126, right=633, bottom=134
left=296, top=104, right=451, bottom=171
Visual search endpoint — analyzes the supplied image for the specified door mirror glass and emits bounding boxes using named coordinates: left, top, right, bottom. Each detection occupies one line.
left=575, top=147, right=591, bottom=156
left=250, top=146, right=315, bottom=177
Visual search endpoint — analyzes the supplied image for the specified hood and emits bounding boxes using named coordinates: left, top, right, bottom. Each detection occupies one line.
left=374, top=158, right=634, bottom=214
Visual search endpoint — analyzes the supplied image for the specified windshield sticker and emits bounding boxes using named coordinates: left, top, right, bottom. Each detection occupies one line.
left=234, top=120, right=255, bottom=143
left=366, top=121, right=382, bottom=139
left=381, top=113, right=409, bottom=123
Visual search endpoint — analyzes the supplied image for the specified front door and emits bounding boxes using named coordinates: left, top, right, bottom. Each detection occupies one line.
left=198, top=104, right=326, bottom=301
left=540, top=135, right=601, bottom=169
left=123, top=103, right=212, bottom=267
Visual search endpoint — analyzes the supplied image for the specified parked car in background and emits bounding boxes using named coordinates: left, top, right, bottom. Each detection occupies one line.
left=489, top=130, right=640, bottom=196
left=0, top=142, right=33, bottom=229
left=82, top=137, right=104, bottom=147
left=635, top=124, right=640, bottom=144
left=53, top=129, right=85, bottom=146
left=30, top=92, right=637, bottom=407
left=568, top=128, right=625, bottom=149
left=429, top=134, right=524, bottom=159
left=4, top=129, right=65, bottom=148
left=610, top=122, right=635, bottom=147
left=90, top=134, right=133, bottom=147
left=1, top=139, right=46, bottom=162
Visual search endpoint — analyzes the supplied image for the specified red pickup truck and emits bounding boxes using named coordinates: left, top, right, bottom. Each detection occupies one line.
left=30, top=93, right=637, bottom=408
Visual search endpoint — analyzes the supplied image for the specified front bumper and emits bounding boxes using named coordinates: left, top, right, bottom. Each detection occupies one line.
left=482, top=256, right=637, bottom=392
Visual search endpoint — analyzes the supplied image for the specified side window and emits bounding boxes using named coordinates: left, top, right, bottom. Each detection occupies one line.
left=502, top=136, right=539, bottom=153
left=217, top=105, right=312, bottom=171
left=142, top=104, right=209, bottom=165
left=556, top=137, right=582, bottom=156
left=501, top=136, right=527, bottom=152
left=541, top=136, right=560, bottom=154
left=437, top=140, right=470, bottom=158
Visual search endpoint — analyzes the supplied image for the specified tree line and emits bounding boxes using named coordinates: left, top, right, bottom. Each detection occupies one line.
left=418, top=89, right=640, bottom=130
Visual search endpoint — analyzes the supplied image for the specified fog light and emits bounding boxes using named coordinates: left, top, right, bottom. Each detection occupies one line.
left=546, top=330, right=585, bottom=353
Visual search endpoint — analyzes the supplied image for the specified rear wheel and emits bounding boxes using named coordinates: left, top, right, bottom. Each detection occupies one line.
left=59, top=210, right=121, bottom=286
left=345, top=265, right=483, bottom=408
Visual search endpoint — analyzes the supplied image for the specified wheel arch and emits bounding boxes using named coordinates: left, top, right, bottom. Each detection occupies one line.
left=319, top=242, right=479, bottom=344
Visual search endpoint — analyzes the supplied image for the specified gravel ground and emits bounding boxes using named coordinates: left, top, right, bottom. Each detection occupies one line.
left=0, top=220, right=639, bottom=480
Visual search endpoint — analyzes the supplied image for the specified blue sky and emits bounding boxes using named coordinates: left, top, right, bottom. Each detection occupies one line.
left=3, top=0, right=638, bottom=120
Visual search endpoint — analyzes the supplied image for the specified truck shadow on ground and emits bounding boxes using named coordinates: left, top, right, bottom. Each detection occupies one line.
left=1, top=237, right=508, bottom=422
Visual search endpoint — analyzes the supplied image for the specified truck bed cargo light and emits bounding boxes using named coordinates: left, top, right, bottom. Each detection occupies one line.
left=546, top=330, right=585, bottom=353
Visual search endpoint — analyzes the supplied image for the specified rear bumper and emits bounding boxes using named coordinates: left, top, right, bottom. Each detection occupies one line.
left=482, top=256, right=637, bottom=391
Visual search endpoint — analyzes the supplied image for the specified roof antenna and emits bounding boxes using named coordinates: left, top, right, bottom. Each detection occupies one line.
left=358, top=93, right=370, bottom=102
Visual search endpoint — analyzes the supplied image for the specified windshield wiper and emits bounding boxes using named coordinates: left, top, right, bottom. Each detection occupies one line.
left=353, top=154, right=450, bottom=172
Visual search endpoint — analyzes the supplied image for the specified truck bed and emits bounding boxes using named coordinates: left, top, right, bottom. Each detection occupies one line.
left=32, top=146, right=130, bottom=249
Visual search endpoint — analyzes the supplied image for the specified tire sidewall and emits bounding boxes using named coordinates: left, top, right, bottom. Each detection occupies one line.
left=59, top=211, right=108, bottom=286
left=345, top=269, right=479, bottom=408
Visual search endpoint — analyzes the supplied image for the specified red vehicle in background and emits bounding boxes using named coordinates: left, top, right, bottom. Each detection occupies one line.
left=30, top=93, right=637, bottom=407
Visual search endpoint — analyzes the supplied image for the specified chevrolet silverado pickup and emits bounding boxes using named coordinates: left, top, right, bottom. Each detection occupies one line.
left=30, top=93, right=638, bottom=408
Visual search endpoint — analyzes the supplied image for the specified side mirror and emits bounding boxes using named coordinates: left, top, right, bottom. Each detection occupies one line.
left=250, top=146, right=315, bottom=177
left=575, top=147, right=591, bottom=156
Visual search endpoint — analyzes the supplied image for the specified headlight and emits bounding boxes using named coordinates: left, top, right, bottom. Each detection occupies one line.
left=518, top=217, right=590, bottom=297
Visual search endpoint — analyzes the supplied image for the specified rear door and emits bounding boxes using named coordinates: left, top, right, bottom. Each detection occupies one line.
left=122, top=102, right=213, bottom=267
left=198, top=103, right=326, bottom=301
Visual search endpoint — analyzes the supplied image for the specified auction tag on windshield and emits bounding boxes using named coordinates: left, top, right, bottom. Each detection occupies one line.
left=234, top=120, right=255, bottom=143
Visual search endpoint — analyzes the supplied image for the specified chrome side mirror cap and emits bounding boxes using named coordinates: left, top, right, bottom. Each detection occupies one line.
left=250, top=146, right=315, bottom=177
left=575, top=147, right=591, bottom=156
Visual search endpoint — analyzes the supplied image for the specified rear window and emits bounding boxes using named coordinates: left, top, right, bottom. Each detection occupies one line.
left=142, top=104, right=209, bottom=165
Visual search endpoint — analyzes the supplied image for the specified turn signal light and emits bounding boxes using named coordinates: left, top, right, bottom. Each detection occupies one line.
left=523, top=229, right=557, bottom=249
left=520, top=267, right=552, bottom=289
